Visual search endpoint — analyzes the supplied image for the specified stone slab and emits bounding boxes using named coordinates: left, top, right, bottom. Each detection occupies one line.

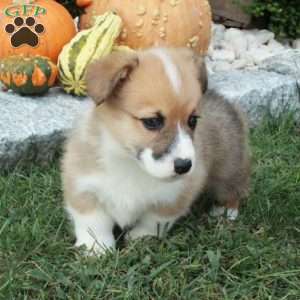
left=0, top=87, right=90, bottom=172
left=258, top=49, right=300, bottom=78
left=209, top=70, right=300, bottom=125
left=0, top=67, right=300, bottom=172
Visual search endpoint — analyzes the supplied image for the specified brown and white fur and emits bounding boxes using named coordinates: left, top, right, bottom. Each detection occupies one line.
left=61, top=47, right=250, bottom=255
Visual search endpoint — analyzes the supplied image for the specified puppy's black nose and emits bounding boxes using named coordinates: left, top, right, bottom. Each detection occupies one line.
left=174, top=159, right=192, bottom=175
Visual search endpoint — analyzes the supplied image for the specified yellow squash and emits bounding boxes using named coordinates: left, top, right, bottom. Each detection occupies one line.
left=58, top=11, right=123, bottom=96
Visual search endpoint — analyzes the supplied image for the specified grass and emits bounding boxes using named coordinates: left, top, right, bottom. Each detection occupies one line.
left=0, top=114, right=300, bottom=300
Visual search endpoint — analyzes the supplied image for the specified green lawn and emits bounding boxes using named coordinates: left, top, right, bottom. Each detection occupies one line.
left=1, top=115, right=300, bottom=300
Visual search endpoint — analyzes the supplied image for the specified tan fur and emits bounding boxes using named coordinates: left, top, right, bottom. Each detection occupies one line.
left=83, top=48, right=204, bottom=158
left=61, top=47, right=250, bottom=248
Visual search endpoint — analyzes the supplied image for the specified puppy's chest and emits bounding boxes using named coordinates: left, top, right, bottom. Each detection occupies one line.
left=95, top=161, right=184, bottom=226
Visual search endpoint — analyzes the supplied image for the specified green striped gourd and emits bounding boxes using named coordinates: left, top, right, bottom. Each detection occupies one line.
left=0, top=55, right=58, bottom=95
left=58, top=11, right=123, bottom=96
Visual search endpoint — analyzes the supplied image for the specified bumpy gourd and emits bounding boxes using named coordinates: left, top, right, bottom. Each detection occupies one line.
left=58, top=11, right=123, bottom=96
left=79, top=0, right=212, bottom=54
left=0, top=55, right=58, bottom=95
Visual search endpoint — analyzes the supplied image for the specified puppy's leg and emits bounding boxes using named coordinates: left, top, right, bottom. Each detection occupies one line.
left=66, top=194, right=115, bottom=255
left=127, top=205, right=188, bottom=240
left=209, top=159, right=250, bottom=220
left=209, top=189, right=241, bottom=221
left=209, top=174, right=250, bottom=221
left=224, top=198, right=240, bottom=220
left=127, top=213, right=178, bottom=239
left=209, top=198, right=240, bottom=220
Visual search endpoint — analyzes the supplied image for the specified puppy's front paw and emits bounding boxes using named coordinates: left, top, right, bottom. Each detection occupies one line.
left=126, top=222, right=170, bottom=240
left=75, top=236, right=115, bottom=256
left=126, top=226, right=155, bottom=241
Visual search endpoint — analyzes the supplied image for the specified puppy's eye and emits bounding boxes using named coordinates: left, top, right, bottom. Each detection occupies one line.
left=140, top=116, right=164, bottom=131
left=188, top=115, right=200, bottom=130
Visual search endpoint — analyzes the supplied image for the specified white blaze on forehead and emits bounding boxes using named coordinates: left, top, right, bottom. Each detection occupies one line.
left=150, top=48, right=182, bottom=95
left=139, top=124, right=195, bottom=179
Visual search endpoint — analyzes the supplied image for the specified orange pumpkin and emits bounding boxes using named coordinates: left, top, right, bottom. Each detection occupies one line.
left=0, top=0, right=77, bottom=63
left=79, top=0, right=212, bottom=54
left=76, top=0, right=93, bottom=8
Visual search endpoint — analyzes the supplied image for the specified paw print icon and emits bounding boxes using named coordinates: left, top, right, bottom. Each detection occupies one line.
left=5, top=16, right=45, bottom=48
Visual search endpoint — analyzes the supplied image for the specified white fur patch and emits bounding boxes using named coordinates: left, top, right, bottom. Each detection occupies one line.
left=75, top=174, right=101, bottom=195
left=80, top=127, right=187, bottom=228
left=127, top=212, right=181, bottom=240
left=140, top=148, right=176, bottom=178
left=175, top=125, right=196, bottom=164
left=227, top=208, right=239, bottom=220
left=150, top=48, right=182, bottom=95
left=209, top=205, right=239, bottom=220
left=66, top=206, right=115, bottom=255
left=210, top=205, right=225, bottom=217
left=140, top=124, right=195, bottom=179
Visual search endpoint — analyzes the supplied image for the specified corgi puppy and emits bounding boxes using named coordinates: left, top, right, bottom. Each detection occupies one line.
left=61, top=47, right=250, bottom=255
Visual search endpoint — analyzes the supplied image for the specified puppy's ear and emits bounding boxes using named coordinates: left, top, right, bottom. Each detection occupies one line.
left=86, top=51, right=139, bottom=105
left=193, top=54, right=208, bottom=94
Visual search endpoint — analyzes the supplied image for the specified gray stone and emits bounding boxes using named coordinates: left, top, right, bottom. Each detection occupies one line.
left=208, top=70, right=300, bottom=125
left=212, top=61, right=232, bottom=72
left=224, top=28, right=248, bottom=58
left=254, top=29, right=275, bottom=45
left=1, top=67, right=300, bottom=172
left=243, top=46, right=273, bottom=65
left=292, top=39, right=300, bottom=49
left=243, top=30, right=260, bottom=50
left=205, top=57, right=214, bottom=74
left=232, top=59, right=248, bottom=70
left=0, top=87, right=90, bottom=172
left=267, top=39, right=285, bottom=53
left=212, top=23, right=226, bottom=49
left=211, top=49, right=235, bottom=62
left=245, top=31, right=260, bottom=50
left=258, top=49, right=300, bottom=78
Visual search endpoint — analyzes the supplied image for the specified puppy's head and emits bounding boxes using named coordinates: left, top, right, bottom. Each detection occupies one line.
left=86, top=47, right=207, bottom=180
